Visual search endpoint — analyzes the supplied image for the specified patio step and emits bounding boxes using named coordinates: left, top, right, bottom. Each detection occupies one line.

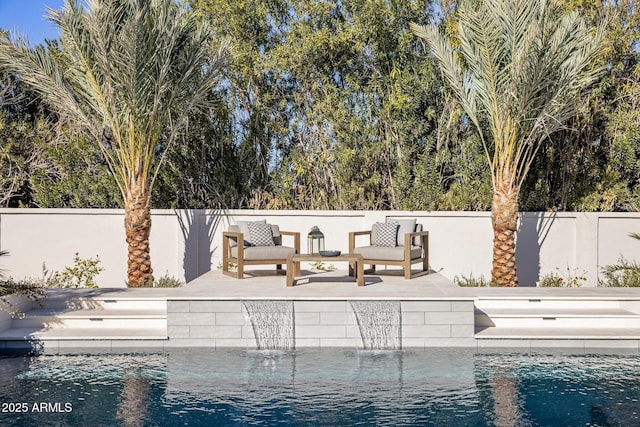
left=0, top=295, right=168, bottom=342
left=8, top=307, right=167, bottom=330
left=0, top=327, right=168, bottom=341
left=38, top=297, right=167, bottom=311
left=474, top=297, right=640, bottom=339
left=475, top=327, right=640, bottom=340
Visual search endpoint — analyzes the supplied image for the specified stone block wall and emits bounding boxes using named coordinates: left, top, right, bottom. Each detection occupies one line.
left=402, top=301, right=475, bottom=347
left=166, top=299, right=476, bottom=348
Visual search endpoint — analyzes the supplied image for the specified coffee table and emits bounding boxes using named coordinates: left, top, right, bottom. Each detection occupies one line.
left=286, top=253, right=365, bottom=286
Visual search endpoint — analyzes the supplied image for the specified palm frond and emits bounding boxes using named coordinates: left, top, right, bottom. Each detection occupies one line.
left=412, top=0, right=606, bottom=192
left=0, top=0, right=228, bottom=200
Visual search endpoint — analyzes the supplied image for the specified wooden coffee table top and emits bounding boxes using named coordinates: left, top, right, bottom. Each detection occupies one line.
left=286, top=253, right=365, bottom=286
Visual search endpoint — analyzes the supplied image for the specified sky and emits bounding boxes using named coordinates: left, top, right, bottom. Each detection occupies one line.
left=0, top=0, right=65, bottom=45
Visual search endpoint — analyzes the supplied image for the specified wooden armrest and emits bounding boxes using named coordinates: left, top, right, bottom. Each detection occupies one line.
left=404, top=230, right=429, bottom=247
left=223, top=231, right=242, bottom=238
left=222, top=231, right=244, bottom=261
left=349, top=230, right=372, bottom=253
left=223, top=231, right=243, bottom=245
left=279, top=230, right=301, bottom=253
left=408, top=230, right=429, bottom=237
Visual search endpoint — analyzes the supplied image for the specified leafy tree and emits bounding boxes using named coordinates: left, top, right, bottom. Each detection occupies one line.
left=521, top=0, right=640, bottom=212
left=272, top=0, right=443, bottom=210
left=1, top=39, right=118, bottom=209
left=191, top=0, right=446, bottom=210
left=412, top=0, right=606, bottom=286
left=190, top=0, right=290, bottom=207
left=152, top=101, right=249, bottom=209
left=0, top=68, right=50, bottom=207
left=0, top=0, right=227, bottom=286
left=576, top=0, right=640, bottom=212
left=30, top=135, right=120, bottom=208
left=5, top=0, right=638, bottom=219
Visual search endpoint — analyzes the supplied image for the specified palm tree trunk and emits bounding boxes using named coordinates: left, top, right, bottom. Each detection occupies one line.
left=491, top=184, right=519, bottom=287
left=124, top=180, right=153, bottom=287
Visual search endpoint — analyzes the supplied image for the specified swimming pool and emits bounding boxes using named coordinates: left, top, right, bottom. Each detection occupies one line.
left=0, top=348, right=638, bottom=426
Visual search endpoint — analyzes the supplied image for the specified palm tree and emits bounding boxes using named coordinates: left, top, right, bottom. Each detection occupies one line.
left=0, top=0, right=227, bottom=286
left=411, top=0, right=605, bottom=286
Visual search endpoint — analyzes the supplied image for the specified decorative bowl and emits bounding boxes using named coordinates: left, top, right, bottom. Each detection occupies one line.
left=319, top=250, right=341, bottom=257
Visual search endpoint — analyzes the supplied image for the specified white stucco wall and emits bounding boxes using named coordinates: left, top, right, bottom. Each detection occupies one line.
left=0, top=209, right=638, bottom=287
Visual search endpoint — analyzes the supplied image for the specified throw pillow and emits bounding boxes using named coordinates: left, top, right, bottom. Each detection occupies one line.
left=247, top=221, right=275, bottom=246
left=373, top=222, right=398, bottom=247
left=238, top=219, right=266, bottom=246
left=389, top=218, right=417, bottom=246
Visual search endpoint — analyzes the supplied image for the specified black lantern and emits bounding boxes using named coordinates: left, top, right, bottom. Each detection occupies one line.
left=307, top=226, right=325, bottom=254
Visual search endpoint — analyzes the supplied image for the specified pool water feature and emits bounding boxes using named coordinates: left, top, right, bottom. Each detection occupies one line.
left=350, top=300, right=402, bottom=349
left=242, top=300, right=295, bottom=350
left=1, top=348, right=639, bottom=426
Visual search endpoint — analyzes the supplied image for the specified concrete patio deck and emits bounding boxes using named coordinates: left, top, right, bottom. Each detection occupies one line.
left=181, top=268, right=640, bottom=300
left=182, top=268, right=463, bottom=299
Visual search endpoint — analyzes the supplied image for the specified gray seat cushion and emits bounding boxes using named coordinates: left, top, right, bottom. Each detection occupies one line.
left=353, top=246, right=422, bottom=261
left=231, top=245, right=296, bottom=261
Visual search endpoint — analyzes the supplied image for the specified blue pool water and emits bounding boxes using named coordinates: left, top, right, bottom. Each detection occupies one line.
left=0, top=348, right=639, bottom=426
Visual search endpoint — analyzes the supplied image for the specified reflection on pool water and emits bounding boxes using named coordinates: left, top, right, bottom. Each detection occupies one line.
left=0, top=348, right=639, bottom=426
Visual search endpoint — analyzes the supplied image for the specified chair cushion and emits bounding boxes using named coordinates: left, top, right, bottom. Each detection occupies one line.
left=389, top=218, right=417, bottom=246
left=247, top=221, right=275, bottom=246
left=373, top=222, right=398, bottom=247
left=354, top=245, right=422, bottom=261
left=231, top=246, right=296, bottom=261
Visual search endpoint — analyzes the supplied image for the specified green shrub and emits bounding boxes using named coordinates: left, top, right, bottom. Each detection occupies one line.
left=539, top=273, right=564, bottom=287
left=598, top=256, right=640, bottom=287
left=0, top=278, right=45, bottom=318
left=138, top=273, right=184, bottom=288
left=152, top=274, right=184, bottom=288
left=218, top=262, right=237, bottom=270
left=44, top=253, right=104, bottom=288
left=309, top=262, right=336, bottom=271
left=0, top=250, right=45, bottom=316
left=454, top=273, right=489, bottom=287
left=539, top=266, right=586, bottom=287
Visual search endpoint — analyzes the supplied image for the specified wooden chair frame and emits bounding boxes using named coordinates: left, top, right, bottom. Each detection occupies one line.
left=222, top=230, right=300, bottom=279
left=348, top=230, right=429, bottom=279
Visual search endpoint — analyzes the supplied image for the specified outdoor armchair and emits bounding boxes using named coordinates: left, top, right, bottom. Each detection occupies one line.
left=222, top=220, right=300, bottom=279
left=348, top=219, right=429, bottom=279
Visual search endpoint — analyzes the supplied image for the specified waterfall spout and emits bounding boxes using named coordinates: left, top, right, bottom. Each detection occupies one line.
left=243, top=300, right=295, bottom=350
left=350, top=300, right=401, bottom=350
